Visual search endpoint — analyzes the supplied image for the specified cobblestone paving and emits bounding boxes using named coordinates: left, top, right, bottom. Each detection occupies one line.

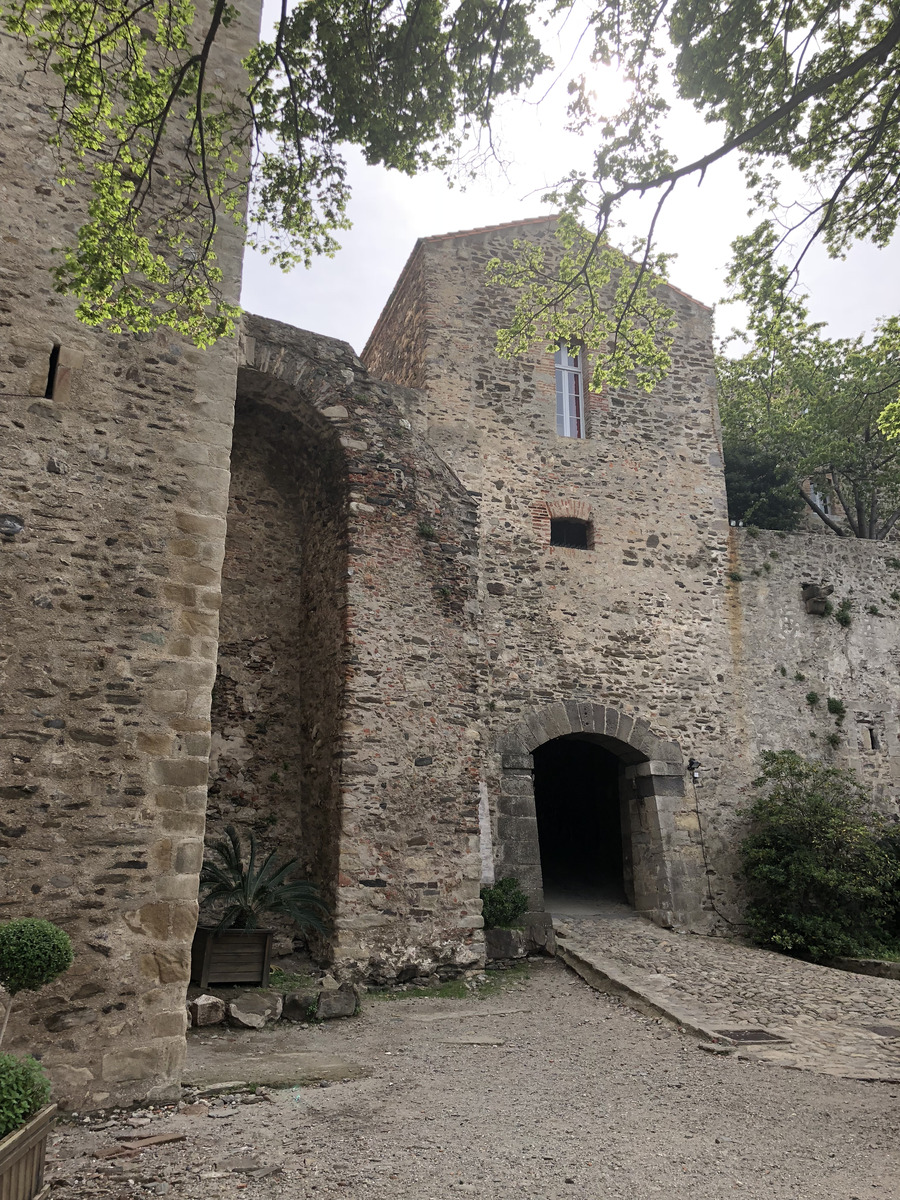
left=561, top=906, right=900, bottom=1080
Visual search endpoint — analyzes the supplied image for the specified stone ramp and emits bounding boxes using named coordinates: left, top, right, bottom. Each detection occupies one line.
left=555, top=908, right=900, bottom=1080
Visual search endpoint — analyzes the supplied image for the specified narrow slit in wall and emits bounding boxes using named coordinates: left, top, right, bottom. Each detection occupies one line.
left=45, top=344, right=60, bottom=399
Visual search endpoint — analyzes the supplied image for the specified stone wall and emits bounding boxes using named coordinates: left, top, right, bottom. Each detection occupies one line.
left=6, top=73, right=900, bottom=1114
left=364, top=219, right=737, bottom=929
left=237, top=318, right=487, bottom=982
left=705, top=528, right=900, bottom=890
left=207, top=371, right=349, bottom=934
left=0, top=9, right=258, bottom=1107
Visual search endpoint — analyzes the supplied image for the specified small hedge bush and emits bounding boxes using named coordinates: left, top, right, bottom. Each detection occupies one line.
left=0, top=1053, right=50, bottom=1138
left=0, top=919, right=73, bottom=996
left=480, top=878, right=529, bottom=930
left=741, top=751, right=900, bottom=961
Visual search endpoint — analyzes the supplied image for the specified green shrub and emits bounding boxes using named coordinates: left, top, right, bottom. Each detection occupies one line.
left=826, top=697, right=846, bottom=722
left=805, top=691, right=820, bottom=707
left=879, top=824, right=900, bottom=944
left=480, top=878, right=529, bottom=930
left=199, top=826, right=329, bottom=934
left=0, top=1054, right=50, bottom=1138
left=835, top=598, right=853, bottom=627
left=741, top=751, right=899, bottom=961
left=0, top=920, right=73, bottom=997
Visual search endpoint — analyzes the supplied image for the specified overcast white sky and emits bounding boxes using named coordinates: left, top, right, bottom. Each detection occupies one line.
left=240, top=16, right=900, bottom=356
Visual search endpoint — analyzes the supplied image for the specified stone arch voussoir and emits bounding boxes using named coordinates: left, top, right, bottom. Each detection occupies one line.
left=500, top=701, right=683, bottom=769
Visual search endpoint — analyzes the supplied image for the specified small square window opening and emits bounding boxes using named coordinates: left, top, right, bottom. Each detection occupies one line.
left=550, top=518, right=591, bottom=549
left=555, top=345, right=584, bottom=438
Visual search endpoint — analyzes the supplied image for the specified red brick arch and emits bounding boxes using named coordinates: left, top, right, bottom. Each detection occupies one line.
left=530, top=499, right=596, bottom=546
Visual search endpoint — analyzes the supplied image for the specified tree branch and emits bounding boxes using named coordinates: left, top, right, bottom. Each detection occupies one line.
left=595, top=11, right=900, bottom=221
left=801, top=485, right=848, bottom=536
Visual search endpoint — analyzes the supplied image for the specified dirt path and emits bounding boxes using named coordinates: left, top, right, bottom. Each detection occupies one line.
left=47, top=959, right=899, bottom=1199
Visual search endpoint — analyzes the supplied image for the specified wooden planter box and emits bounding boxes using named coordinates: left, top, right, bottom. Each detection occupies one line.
left=0, top=1103, right=55, bottom=1200
left=190, top=927, right=273, bottom=988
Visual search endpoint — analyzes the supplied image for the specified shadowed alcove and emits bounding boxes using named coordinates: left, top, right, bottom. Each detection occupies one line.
left=207, top=367, right=349, bottom=950
left=533, top=735, right=630, bottom=909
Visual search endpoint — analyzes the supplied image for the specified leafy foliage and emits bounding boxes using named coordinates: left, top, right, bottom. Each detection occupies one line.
left=488, top=214, right=674, bottom=392
left=199, top=825, right=329, bottom=934
left=718, top=261, right=900, bottom=539
left=480, top=877, right=529, bottom=929
left=6, top=0, right=900, bottom=367
left=0, top=1054, right=50, bottom=1139
left=740, top=751, right=899, bottom=961
left=547, top=0, right=900, bottom=317
left=722, top=438, right=803, bottom=531
left=834, top=600, right=853, bottom=628
left=0, top=920, right=73, bottom=998
left=1, top=0, right=548, bottom=342
left=878, top=823, right=900, bottom=945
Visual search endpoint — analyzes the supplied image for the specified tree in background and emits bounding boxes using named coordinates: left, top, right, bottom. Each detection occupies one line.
left=717, top=244, right=900, bottom=538
left=6, top=0, right=900, bottom=370
left=495, top=0, right=900, bottom=385
left=1, top=0, right=549, bottom=344
left=720, top=438, right=804, bottom=531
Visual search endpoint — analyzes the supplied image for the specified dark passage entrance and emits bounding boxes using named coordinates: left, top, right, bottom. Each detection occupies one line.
left=533, top=736, right=628, bottom=907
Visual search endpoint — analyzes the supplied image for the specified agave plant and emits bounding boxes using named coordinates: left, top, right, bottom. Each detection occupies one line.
left=199, top=825, right=329, bottom=934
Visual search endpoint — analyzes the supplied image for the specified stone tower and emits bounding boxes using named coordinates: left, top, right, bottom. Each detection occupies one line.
left=364, top=217, right=900, bottom=931
left=0, top=9, right=260, bottom=1105
left=363, top=217, right=733, bottom=927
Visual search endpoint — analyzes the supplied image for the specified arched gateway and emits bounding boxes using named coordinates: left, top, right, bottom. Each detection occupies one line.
left=495, top=702, right=694, bottom=928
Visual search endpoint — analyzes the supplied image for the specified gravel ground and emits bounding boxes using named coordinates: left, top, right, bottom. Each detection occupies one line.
left=46, top=959, right=899, bottom=1200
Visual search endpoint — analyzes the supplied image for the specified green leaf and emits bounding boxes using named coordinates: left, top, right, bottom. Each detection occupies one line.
left=199, top=825, right=330, bottom=935
left=488, top=215, right=674, bottom=392
left=1, top=0, right=549, bottom=340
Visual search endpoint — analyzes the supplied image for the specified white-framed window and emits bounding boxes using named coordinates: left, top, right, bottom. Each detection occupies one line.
left=555, top=345, right=585, bottom=439
left=809, top=481, right=831, bottom=514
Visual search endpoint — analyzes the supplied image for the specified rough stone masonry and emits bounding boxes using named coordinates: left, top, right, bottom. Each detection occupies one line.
left=2, top=20, right=899, bottom=1111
